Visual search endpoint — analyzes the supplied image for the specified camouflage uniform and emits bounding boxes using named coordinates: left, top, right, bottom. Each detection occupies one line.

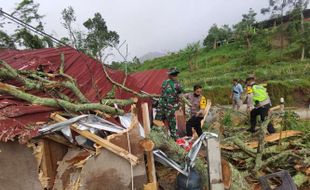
left=155, top=78, right=183, bottom=139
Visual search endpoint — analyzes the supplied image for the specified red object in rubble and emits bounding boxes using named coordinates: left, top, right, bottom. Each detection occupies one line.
left=176, top=137, right=193, bottom=152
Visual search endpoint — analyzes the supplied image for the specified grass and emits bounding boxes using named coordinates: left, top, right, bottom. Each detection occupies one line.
left=129, top=36, right=310, bottom=106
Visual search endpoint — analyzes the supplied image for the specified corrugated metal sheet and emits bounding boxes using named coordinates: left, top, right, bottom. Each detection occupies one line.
left=130, top=69, right=168, bottom=95
left=0, top=47, right=168, bottom=142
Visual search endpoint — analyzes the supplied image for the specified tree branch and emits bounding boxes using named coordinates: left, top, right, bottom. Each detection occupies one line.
left=0, top=81, right=124, bottom=115
left=0, top=60, right=89, bottom=103
left=101, top=63, right=151, bottom=98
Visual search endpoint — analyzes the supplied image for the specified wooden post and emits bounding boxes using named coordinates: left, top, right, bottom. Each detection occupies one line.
left=50, top=113, right=139, bottom=166
left=200, top=99, right=212, bottom=128
left=207, top=138, right=224, bottom=190
left=142, top=103, right=158, bottom=190
left=39, top=139, right=68, bottom=189
left=279, top=97, right=285, bottom=145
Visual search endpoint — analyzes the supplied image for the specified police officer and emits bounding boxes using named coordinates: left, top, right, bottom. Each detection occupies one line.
left=155, top=67, right=183, bottom=139
left=184, top=84, right=206, bottom=137
left=246, top=75, right=275, bottom=133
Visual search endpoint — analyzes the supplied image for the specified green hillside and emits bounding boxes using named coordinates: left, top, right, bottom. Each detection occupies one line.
left=130, top=36, right=310, bottom=106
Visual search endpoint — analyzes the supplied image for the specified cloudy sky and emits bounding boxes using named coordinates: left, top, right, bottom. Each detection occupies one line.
left=1, top=0, right=269, bottom=61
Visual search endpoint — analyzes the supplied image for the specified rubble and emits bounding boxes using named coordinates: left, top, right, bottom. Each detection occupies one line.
left=0, top=47, right=309, bottom=190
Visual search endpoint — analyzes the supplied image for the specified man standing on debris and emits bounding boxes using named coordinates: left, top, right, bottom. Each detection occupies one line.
left=184, top=84, right=206, bottom=138
left=246, top=75, right=275, bottom=134
left=155, top=67, right=183, bottom=140
left=231, top=79, right=243, bottom=110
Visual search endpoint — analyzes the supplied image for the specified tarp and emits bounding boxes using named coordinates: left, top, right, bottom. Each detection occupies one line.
left=0, top=46, right=168, bottom=142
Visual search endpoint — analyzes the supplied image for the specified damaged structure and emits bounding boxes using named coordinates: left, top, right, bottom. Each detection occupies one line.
left=0, top=46, right=167, bottom=190
left=0, top=46, right=309, bottom=190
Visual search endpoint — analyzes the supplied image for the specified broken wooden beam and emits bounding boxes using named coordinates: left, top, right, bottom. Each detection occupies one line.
left=207, top=137, right=224, bottom=190
left=221, top=130, right=303, bottom=150
left=142, top=103, right=158, bottom=190
left=200, top=99, right=212, bottom=127
left=139, top=139, right=155, bottom=152
left=50, top=113, right=139, bottom=166
left=245, top=130, right=303, bottom=148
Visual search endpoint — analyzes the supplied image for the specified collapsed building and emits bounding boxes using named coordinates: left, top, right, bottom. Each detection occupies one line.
left=0, top=46, right=168, bottom=190
left=0, top=46, right=309, bottom=190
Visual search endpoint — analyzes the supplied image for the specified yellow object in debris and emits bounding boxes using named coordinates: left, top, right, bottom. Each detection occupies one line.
left=200, top=96, right=207, bottom=109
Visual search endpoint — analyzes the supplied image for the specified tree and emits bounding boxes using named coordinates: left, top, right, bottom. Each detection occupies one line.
left=203, top=24, right=221, bottom=49
left=132, top=56, right=141, bottom=65
left=290, top=0, right=309, bottom=60
left=203, top=24, right=232, bottom=49
left=61, top=6, right=81, bottom=49
left=183, top=42, right=200, bottom=71
left=262, top=0, right=309, bottom=59
left=11, top=0, right=53, bottom=48
left=83, top=13, right=119, bottom=61
left=221, top=24, right=233, bottom=44
left=0, top=30, right=15, bottom=48
left=234, top=8, right=257, bottom=49
left=261, top=1, right=295, bottom=55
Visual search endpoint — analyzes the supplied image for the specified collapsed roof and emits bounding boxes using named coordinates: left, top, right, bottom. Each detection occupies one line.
left=0, top=46, right=168, bottom=142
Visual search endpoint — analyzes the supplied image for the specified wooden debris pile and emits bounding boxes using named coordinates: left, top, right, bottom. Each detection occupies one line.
left=215, top=109, right=310, bottom=189
left=0, top=56, right=159, bottom=189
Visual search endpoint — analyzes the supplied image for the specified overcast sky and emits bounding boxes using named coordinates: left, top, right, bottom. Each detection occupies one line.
left=1, top=0, right=269, bottom=61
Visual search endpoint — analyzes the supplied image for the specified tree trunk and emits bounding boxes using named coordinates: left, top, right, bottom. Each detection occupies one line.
left=246, top=37, right=251, bottom=49
left=0, top=82, right=124, bottom=115
left=0, top=60, right=90, bottom=103
left=300, top=6, right=305, bottom=61
left=213, top=39, right=217, bottom=49
left=101, top=98, right=137, bottom=106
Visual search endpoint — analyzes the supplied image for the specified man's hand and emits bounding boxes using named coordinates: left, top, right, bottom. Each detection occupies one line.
left=196, top=110, right=204, bottom=117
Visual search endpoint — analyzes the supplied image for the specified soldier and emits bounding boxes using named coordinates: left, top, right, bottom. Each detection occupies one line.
left=155, top=67, right=183, bottom=140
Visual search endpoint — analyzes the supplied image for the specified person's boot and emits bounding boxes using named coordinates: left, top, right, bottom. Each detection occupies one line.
left=267, top=123, right=276, bottom=134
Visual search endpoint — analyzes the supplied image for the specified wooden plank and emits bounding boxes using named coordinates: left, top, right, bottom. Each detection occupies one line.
left=221, top=159, right=232, bottom=189
left=44, top=133, right=76, bottom=148
left=50, top=113, right=139, bottom=166
left=207, top=138, right=224, bottom=190
left=142, top=103, right=158, bottom=190
left=221, top=130, right=303, bottom=150
left=200, top=99, right=212, bottom=127
left=40, top=139, right=67, bottom=189
left=175, top=110, right=186, bottom=136
left=153, top=120, right=165, bottom=127
left=245, top=130, right=302, bottom=148
left=270, top=105, right=281, bottom=112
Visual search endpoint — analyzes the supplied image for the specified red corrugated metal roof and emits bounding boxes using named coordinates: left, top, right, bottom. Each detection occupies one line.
left=130, top=69, right=168, bottom=95
left=0, top=46, right=168, bottom=142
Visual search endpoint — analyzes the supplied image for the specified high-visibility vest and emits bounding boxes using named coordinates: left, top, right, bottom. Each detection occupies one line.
left=252, top=85, right=268, bottom=102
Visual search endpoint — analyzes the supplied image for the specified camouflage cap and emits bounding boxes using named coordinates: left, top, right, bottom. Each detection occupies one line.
left=167, top=67, right=180, bottom=75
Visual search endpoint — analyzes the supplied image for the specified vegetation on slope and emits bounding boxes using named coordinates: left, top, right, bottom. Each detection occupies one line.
left=126, top=7, right=310, bottom=106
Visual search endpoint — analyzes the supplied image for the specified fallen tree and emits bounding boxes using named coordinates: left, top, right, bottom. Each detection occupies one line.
left=218, top=111, right=310, bottom=189
left=0, top=81, right=124, bottom=115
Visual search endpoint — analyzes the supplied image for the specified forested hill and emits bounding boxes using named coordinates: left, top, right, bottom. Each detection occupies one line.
left=126, top=8, right=310, bottom=106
